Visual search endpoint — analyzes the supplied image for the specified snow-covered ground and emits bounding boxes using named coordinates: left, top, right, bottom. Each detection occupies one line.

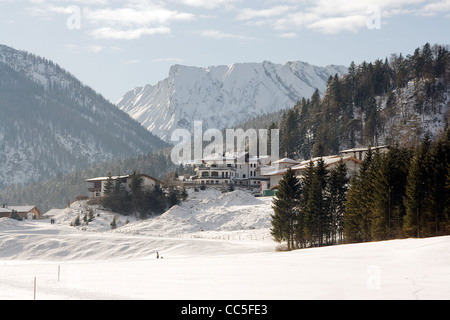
left=1, top=189, right=449, bottom=300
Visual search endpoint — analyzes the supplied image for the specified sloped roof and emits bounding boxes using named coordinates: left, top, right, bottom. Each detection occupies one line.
left=340, top=145, right=389, bottom=153
left=291, top=155, right=362, bottom=172
left=86, top=174, right=163, bottom=185
left=0, top=206, right=38, bottom=213
left=272, top=157, right=300, bottom=164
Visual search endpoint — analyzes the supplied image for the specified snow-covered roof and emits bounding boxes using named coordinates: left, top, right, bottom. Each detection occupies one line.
left=86, top=175, right=130, bottom=182
left=44, top=208, right=64, bottom=217
left=339, top=145, right=389, bottom=153
left=272, top=157, right=300, bottom=164
left=291, top=155, right=362, bottom=171
left=86, top=174, right=160, bottom=183
left=0, top=206, right=38, bottom=213
left=262, top=168, right=288, bottom=176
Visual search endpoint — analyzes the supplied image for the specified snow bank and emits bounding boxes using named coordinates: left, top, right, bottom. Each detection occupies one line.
left=111, top=189, right=274, bottom=238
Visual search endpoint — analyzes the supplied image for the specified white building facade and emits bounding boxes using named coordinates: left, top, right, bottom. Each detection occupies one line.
left=193, top=152, right=270, bottom=189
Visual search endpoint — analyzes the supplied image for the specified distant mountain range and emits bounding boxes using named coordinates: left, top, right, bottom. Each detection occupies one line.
left=117, top=61, right=348, bottom=141
left=0, top=44, right=167, bottom=187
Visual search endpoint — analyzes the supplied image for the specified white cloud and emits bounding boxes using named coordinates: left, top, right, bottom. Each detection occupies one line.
left=200, top=29, right=254, bottom=40
left=22, top=0, right=450, bottom=41
left=178, top=0, right=237, bottom=9
left=91, top=26, right=171, bottom=40
left=237, top=5, right=290, bottom=20
left=124, top=59, right=141, bottom=64
left=26, top=1, right=194, bottom=40
left=239, top=0, right=450, bottom=34
left=83, top=6, right=194, bottom=27
left=152, top=57, right=184, bottom=63
left=64, top=44, right=123, bottom=53
left=308, top=14, right=368, bottom=34
left=417, top=0, right=450, bottom=16
left=278, top=32, right=298, bottom=38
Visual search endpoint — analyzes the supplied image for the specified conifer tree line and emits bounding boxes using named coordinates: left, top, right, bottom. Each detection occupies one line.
left=272, top=129, right=450, bottom=250
left=101, top=171, right=188, bottom=218
left=276, top=43, right=450, bottom=160
left=271, top=159, right=349, bottom=250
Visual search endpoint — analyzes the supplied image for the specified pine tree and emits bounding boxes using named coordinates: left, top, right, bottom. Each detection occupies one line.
left=342, top=175, right=363, bottom=243
left=271, top=168, right=301, bottom=250
left=110, top=216, right=117, bottom=229
left=88, top=208, right=95, bottom=222
left=10, top=209, right=22, bottom=221
left=129, top=171, right=144, bottom=213
left=297, top=161, right=315, bottom=248
left=403, top=135, right=432, bottom=237
left=371, top=146, right=411, bottom=240
left=180, top=185, right=188, bottom=201
left=304, top=158, right=329, bottom=246
left=427, top=130, right=450, bottom=236
left=280, top=109, right=300, bottom=158
left=129, top=171, right=143, bottom=197
left=343, top=147, right=375, bottom=243
left=328, top=159, right=349, bottom=244
left=72, top=214, right=80, bottom=227
left=103, top=172, right=114, bottom=197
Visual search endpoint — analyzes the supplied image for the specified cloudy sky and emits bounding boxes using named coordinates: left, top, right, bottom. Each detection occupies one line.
left=1, top=0, right=449, bottom=102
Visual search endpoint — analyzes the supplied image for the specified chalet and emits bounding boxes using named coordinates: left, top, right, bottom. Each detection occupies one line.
left=261, top=157, right=301, bottom=190
left=291, top=155, right=362, bottom=178
left=339, top=145, right=389, bottom=161
left=261, top=155, right=362, bottom=193
left=86, top=174, right=162, bottom=198
left=0, top=205, right=42, bottom=219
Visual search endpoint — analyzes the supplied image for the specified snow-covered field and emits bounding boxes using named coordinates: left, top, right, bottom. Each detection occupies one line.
left=1, top=189, right=449, bottom=300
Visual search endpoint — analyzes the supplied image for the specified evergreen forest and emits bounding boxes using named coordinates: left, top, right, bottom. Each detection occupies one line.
left=275, top=43, right=450, bottom=159
left=271, top=129, right=450, bottom=249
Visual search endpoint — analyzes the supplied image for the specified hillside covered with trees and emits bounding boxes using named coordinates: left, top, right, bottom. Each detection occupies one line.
left=277, top=43, right=449, bottom=159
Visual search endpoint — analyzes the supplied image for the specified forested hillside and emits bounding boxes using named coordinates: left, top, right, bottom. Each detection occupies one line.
left=0, top=44, right=167, bottom=187
left=277, top=43, right=449, bottom=159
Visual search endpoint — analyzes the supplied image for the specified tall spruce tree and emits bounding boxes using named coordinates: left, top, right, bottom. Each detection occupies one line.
left=328, top=159, right=349, bottom=244
left=403, top=135, right=432, bottom=237
left=129, top=171, right=144, bottom=213
left=296, top=161, right=315, bottom=248
left=370, top=146, right=411, bottom=240
left=427, top=130, right=450, bottom=236
left=304, top=158, right=330, bottom=246
left=103, top=172, right=114, bottom=197
left=271, top=168, right=302, bottom=250
left=343, top=147, right=375, bottom=243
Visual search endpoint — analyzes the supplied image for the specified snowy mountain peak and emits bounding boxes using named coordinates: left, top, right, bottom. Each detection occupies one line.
left=117, top=61, right=348, bottom=141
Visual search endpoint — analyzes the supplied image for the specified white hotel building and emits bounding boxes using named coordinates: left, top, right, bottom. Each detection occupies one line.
left=193, top=152, right=271, bottom=189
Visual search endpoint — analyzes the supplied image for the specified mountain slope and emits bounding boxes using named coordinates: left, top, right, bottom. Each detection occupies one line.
left=276, top=44, right=450, bottom=159
left=117, top=61, right=347, bottom=141
left=0, top=44, right=167, bottom=187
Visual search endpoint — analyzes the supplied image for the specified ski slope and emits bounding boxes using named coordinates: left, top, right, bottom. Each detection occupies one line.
left=0, top=189, right=449, bottom=300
